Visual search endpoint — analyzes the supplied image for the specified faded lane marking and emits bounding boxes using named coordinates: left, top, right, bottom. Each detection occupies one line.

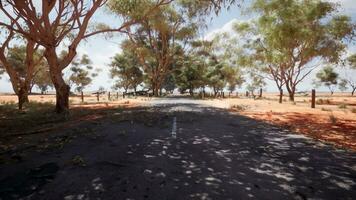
left=172, top=117, right=177, bottom=139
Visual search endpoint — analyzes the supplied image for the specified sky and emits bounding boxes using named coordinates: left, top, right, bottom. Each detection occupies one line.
left=0, top=0, right=355, bottom=93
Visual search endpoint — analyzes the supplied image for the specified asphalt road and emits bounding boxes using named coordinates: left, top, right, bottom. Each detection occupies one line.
left=0, top=99, right=355, bottom=200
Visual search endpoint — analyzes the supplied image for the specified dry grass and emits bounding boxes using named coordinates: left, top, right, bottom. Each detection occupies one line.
left=0, top=95, right=141, bottom=138
left=224, top=93, right=356, bottom=150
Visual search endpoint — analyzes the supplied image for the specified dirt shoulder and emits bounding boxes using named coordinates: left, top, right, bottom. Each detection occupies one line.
left=225, top=96, right=356, bottom=151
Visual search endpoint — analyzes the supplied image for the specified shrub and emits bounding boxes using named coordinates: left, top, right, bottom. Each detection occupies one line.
left=351, top=108, right=356, bottom=113
left=338, top=104, right=347, bottom=109
left=230, top=104, right=247, bottom=112
left=71, top=155, right=86, bottom=167
left=316, top=98, right=331, bottom=105
left=329, top=114, right=337, bottom=124
left=321, top=107, right=332, bottom=112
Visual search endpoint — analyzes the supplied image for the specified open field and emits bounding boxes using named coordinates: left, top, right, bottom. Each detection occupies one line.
left=1, top=92, right=355, bottom=150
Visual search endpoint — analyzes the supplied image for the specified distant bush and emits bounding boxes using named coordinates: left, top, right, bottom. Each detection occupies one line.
left=230, top=104, right=247, bottom=112
left=351, top=108, right=356, bottom=113
left=316, top=98, right=331, bottom=105
left=338, top=104, right=347, bottom=109
left=329, top=114, right=337, bottom=124
left=321, top=107, right=332, bottom=112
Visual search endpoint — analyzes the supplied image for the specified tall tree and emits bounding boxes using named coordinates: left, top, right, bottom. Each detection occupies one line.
left=32, top=65, right=53, bottom=94
left=175, top=55, right=207, bottom=95
left=68, top=54, right=97, bottom=93
left=117, top=2, right=199, bottom=96
left=0, top=0, right=172, bottom=113
left=235, top=0, right=355, bottom=101
left=314, top=66, right=339, bottom=95
left=0, top=30, right=43, bottom=109
left=341, top=53, right=356, bottom=96
left=109, top=50, right=143, bottom=94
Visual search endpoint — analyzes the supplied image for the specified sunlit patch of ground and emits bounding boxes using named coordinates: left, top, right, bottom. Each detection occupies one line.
left=225, top=93, right=356, bottom=150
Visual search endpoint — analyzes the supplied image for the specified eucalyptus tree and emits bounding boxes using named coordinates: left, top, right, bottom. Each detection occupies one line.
left=253, top=0, right=354, bottom=101
left=68, top=54, right=98, bottom=93
left=0, top=0, right=172, bottom=113
left=32, top=64, right=53, bottom=94
left=175, top=55, right=207, bottom=95
left=109, top=49, right=144, bottom=94
left=115, top=2, right=200, bottom=96
left=232, top=0, right=355, bottom=101
left=314, top=66, right=339, bottom=95
left=341, top=53, right=356, bottom=96
left=0, top=37, right=43, bottom=109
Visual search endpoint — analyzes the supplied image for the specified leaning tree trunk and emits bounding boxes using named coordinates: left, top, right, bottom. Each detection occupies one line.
left=46, top=49, right=70, bottom=113
left=352, top=88, right=355, bottom=96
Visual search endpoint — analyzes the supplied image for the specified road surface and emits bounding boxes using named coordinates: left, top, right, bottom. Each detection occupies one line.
left=0, top=98, right=355, bottom=200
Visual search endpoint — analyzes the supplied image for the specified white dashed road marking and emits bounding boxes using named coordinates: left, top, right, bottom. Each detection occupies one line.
left=172, top=117, right=177, bottom=138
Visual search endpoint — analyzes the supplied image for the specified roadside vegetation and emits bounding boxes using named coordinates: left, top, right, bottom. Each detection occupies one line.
left=0, top=0, right=355, bottom=149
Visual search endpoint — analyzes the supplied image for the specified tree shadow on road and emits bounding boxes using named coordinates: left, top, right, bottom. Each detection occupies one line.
left=0, top=103, right=355, bottom=200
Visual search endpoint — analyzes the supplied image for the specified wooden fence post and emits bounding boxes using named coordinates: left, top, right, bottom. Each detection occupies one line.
left=311, top=89, right=316, bottom=108
left=81, top=91, right=84, bottom=102
left=108, top=92, right=111, bottom=101
left=97, top=92, right=99, bottom=102
left=116, top=92, right=119, bottom=100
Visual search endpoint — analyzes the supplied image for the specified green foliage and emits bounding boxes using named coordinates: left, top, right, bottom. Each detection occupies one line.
left=338, top=78, right=348, bottom=92
left=32, top=63, right=53, bottom=94
left=6, top=46, right=27, bottom=76
left=315, top=66, right=339, bottom=94
left=347, top=53, right=356, bottom=69
left=246, top=72, right=266, bottom=95
left=109, top=50, right=143, bottom=92
left=175, top=55, right=207, bottom=94
left=68, top=54, right=97, bottom=93
left=232, top=0, right=354, bottom=100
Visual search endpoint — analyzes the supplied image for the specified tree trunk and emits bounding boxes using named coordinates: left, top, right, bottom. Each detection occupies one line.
left=45, top=48, right=70, bottom=113
left=279, top=88, right=283, bottom=104
left=352, top=88, right=355, bottom=96
left=54, top=80, right=70, bottom=113
left=288, top=92, right=295, bottom=101
left=286, top=85, right=295, bottom=101
left=18, top=87, right=29, bottom=110
left=153, top=87, right=159, bottom=97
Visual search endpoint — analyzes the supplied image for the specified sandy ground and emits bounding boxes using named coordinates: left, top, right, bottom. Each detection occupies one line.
left=1, top=93, right=355, bottom=150
left=222, top=94, right=356, bottom=150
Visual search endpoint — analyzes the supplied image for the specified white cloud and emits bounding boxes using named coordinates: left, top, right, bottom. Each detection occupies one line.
left=204, top=19, right=240, bottom=40
left=327, top=0, right=356, bottom=14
